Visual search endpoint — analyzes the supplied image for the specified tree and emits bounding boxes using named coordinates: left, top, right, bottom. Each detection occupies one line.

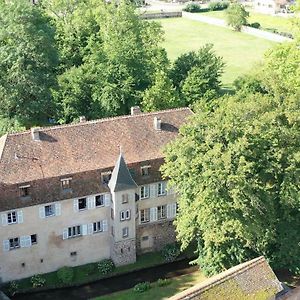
left=0, top=0, right=58, bottom=128
left=225, top=3, right=249, bottom=31
left=141, top=70, right=181, bottom=112
left=161, top=93, right=300, bottom=276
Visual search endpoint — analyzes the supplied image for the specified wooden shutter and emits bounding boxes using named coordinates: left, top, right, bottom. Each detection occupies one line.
left=82, top=224, right=88, bottom=236
left=172, top=203, right=177, bottom=217
left=150, top=207, right=157, bottom=222
left=20, top=236, right=26, bottom=248
left=39, top=206, right=45, bottom=219
left=87, top=197, right=95, bottom=210
left=1, top=214, right=7, bottom=226
left=102, top=220, right=108, bottom=232
left=17, top=210, right=23, bottom=224
left=55, top=203, right=61, bottom=216
left=150, top=184, right=157, bottom=198
left=25, top=236, right=31, bottom=247
left=2, top=240, right=9, bottom=252
left=104, top=194, right=111, bottom=207
left=73, top=199, right=79, bottom=212
left=88, top=223, right=93, bottom=235
left=167, top=204, right=171, bottom=219
left=63, top=228, right=68, bottom=240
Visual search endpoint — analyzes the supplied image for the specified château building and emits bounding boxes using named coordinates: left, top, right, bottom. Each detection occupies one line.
left=0, top=107, right=192, bottom=283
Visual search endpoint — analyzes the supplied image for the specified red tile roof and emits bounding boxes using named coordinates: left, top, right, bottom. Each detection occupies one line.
left=0, top=108, right=193, bottom=185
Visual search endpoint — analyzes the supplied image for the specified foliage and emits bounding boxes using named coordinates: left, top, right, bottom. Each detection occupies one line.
left=161, top=243, right=181, bottom=262
left=0, top=0, right=58, bottom=128
left=57, top=266, right=74, bottom=284
left=183, top=3, right=202, bottom=13
left=31, top=274, right=46, bottom=288
left=162, top=92, right=300, bottom=276
left=208, top=1, right=229, bottom=11
left=133, top=281, right=151, bottom=293
left=156, top=278, right=171, bottom=287
left=141, top=70, right=181, bottom=111
left=8, top=281, right=19, bottom=296
left=97, top=259, right=115, bottom=275
left=248, top=22, right=261, bottom=29
left=225, top=3, right=249, bottom=31
left=0, top=117, right=26, bottom=137
left=233, top=74, right=267, bottom=94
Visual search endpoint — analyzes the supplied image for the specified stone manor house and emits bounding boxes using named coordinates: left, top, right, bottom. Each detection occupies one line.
left=0, top=107, right=192, bottom=283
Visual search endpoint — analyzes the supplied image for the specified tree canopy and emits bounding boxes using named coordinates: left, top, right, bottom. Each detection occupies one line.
left=162, top=92, right=300, bottom=275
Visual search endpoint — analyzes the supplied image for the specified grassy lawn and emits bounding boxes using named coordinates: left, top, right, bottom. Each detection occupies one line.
left=197, top=9, right=293, bottom=33
left=159, top=18, right=275, bottom=87
left=92, top=271, right=206, bottom=300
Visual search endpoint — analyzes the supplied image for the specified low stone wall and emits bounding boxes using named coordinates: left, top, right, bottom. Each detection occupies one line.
left=140, top=12, right=182, bottom=20
left=136, top=221, right=176, bottom=254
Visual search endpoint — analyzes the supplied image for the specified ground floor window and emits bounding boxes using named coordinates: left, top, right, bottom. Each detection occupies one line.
left=140, top=208, right=150, bottom=223
left=9, top=237, right=20, bottom=250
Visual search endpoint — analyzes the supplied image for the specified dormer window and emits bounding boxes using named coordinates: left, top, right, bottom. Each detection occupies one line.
left=19, top=185, right=30, bottom=198
left=141, top=166, right=151, bottom=176
left=61, top=178, right=72, bottom=190
left=101, top=171, right=112, bottom=184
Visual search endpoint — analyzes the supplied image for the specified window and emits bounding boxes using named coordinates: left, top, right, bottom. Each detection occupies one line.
left=140, top=208, right=150, bottom=223
left=140, top=185, right=150, bottom=199
left=70, top=251, right=77, bottom=257
left=31, top=234, right=37, bottom=245
left=158, top=205, right=167, bottom=220
left=141, top=166, right=151, bottom=176
left=9, top=237, right=20, bottom=250
left=101, top=171, right=112, bottom=184
left=93, top=221, right=103, bottom=233
left=45, top=204, right=55, bottom=217
left=61, top=178, right=71, bottom=190
left=122, top=194, right=129, bottom=204
left=68, top=225, right=81, bottom=238
left=95, top=195, right=104, bottom=207
left=142, top=236, right=149, bottom=241
left=111, top=208, right=114, bottom=220
left=7, top=211, right=17, bottom=224
left=122, top=227, right=129, bottom=238
left=120, top=210, right=131, bottom=221
left=19, top=185, right=30, bottom=198
left=78, top=198, right=87, bottom=210
left=158, top=182, right=166, bottom=196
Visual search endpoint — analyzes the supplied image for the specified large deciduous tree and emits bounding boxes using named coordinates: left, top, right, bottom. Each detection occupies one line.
left=0, top=0, right=58, bottom=127
left=226, top=3, right=249, bottom=31
left=161, top=93, right=300, bottom=276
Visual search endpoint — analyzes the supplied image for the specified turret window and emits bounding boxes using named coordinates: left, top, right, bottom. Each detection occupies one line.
left=120, top=209, right=131, bottom=221
left=122, top=227, right=129, bottom=238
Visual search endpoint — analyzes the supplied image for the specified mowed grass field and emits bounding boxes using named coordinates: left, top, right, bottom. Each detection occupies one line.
left=159, top=18, right=275, bottom=87
left=197, top=9, right=294, bottom=33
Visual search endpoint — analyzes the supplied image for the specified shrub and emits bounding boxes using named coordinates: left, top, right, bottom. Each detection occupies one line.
left=57, top=266, right=74, bottom=284
left=133, top=281, right=151, bottom=293
left=97, top=259, right=115, bottom=275
left=249, top=22, right=261, bottom=29
left=225, top=3, right=249, bottom=31
left=157, top=278, right=171, bottom=287
left=161, top=243, right=181, bottom=262
left=8, top=281, right=19, bottom=296
left=31, top=274, right=46, bottom=288
left=209, top=1, right=229, bottom=11
left=183, top=3, right=202, bottom=13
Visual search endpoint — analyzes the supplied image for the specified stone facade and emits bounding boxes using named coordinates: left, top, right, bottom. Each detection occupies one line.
left=110, top=238, right=136, bottom=266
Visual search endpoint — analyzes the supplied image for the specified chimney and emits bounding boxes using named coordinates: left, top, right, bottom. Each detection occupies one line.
left=153, top=117, right=162, bottom=131
left=31, top=127, right=40, bottom=141
left=131, top=106, right=142, bottom=116
left=79, top=116, right=86, bottom=123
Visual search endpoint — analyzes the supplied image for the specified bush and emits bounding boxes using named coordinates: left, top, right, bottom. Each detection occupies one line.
left=157, top=278, right=171, bottom=287
left=97, top=259, right=115, bottom=275
left=31, top=274, right=46, bottom=288
left=183, top=3, right=202, bottom=12
left=133, top=281, right=151, bottom=293
left=8, top=281, right=19, bottom=296
left=57, top=266, right=74, bottom=284
left=161, top=243, right=181, bottom=262
left=209, top=1, right=229, bottom=11
left=249, top=22, right=260, bottom=29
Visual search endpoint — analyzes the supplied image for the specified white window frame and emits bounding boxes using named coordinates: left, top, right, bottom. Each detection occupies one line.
left=122, top=227, right=129, bottom=238
left=78, top=198, right=87, bottom=211
left=157, top=205, right=167, bottom=220
left=120, top=209, right=131, bottom=221
left=9, top=237, right=20, bottom=250
left=95, top=194, right=105, bottom=207
left=140, top=185, right=150, bottom=199
left=93, top=221, right=103, bottom=233
left=122, top=194, right=129, bottom=204
left=61, top=178, right=72, bottom=190
left=140, top=208, right=150, bottom=223
left=141, top=165, right=151, bottom=176
left=7, top=211, right=17, bottom=224
left=45, top=204, right=55, bottom=217
left=67, top=225, right=82, bottom=238
left=101, top=171, right=112, bottom=184
left=158, top=182, right=166, bottom=196
left=19, top=185, right=30, bottom=198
